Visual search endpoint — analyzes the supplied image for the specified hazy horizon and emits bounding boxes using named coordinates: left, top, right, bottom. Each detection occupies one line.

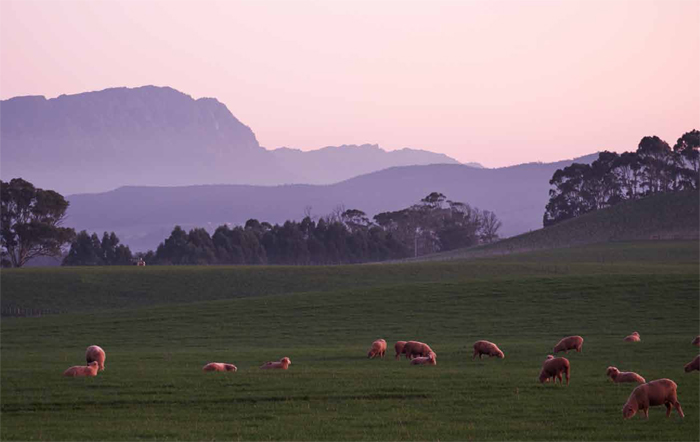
left=1, top=0, right=697, bottom=168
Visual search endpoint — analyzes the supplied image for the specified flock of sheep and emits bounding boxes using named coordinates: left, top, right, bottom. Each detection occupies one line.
left=64, top=335, right=700, bottom=420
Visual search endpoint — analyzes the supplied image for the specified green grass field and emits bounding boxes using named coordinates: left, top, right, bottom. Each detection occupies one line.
left=2, top=241, right=699, bottom=440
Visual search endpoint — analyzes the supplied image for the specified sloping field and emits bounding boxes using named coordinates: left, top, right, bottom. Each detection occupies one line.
left=412, top=190, right=699, bottom=262
left=1, top=241, right=698, bottom=440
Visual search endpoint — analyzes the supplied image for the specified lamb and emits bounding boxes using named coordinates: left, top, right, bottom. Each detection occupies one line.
left=410, top=352, right=437, bottom=366
left=260, top=357, right=291, bottom=370
left=623, top=332, right=641, bottom=342
left=622, top=378, right=684, bottom=419
left=538, top=357, right=570, bottom=385
left=684, top=355, right=699, bottom=372
left=394, top=341, right=407, bottom=360
left=606, top=366, right=645, bottom=384
left=553, top=335, right=583, bottom=353
left=64, top=361, right=99, bottom=377
left=202, top=362, right=238, bottom=372
left=367, top=339, right=387, bottom=359
left=85, top=345, right=106, bottom=371
left=472, top=340, right=505, bottom=359
left=403, top=341, right=434, bottom=359
left=692, top=336, right=700, bottom=347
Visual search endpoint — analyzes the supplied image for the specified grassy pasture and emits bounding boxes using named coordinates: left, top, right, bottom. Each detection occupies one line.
left=1, top=241, right=699, bottom=440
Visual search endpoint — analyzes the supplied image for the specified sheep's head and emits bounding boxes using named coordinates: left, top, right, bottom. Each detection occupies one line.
left=622, top=402, right=637, bottom=419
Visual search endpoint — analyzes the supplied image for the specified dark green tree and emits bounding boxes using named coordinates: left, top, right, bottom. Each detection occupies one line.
left=1, top=178, right=75, bottom=267
left=63, top=231, right=104, bottom=266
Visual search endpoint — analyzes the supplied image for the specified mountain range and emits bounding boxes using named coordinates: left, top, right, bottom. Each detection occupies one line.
left=1, top=86, right=474, bottom=194
left=2, top=84, right=601, bottom=252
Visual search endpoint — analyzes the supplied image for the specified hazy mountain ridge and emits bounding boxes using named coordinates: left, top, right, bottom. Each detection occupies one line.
left=268, top=144, right=476, bottom=183
left=1, top=86, right=469, bottom=193
left=66, top=153, right=599, bottom=252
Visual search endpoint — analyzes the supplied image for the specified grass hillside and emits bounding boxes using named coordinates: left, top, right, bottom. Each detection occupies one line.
left=1, top=241, right=698, bottom=440
left=415, top=190, right=699, bottom=262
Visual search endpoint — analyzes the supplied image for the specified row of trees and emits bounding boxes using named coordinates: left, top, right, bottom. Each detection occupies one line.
left=62, top=231, right=134, bottom=266
left=1, top=177, right=502, bottom=267
left=543, top=130, right=699, bottom=226
left=148, top=193, right=501, bottom=265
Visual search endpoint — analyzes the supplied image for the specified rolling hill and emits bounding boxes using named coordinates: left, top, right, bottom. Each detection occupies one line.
left=410, top=190, right=700, bottom=262
left=1, top=241, right=698, bottom=440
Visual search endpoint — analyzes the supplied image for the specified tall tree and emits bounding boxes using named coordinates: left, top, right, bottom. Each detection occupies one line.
left=1, top=178, right=75, bottom=267
left=674, top=129, right=700, bottom=189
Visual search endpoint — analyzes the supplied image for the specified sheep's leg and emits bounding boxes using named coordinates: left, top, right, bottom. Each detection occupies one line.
left=665, top=403, right=672, bottom=417
left=673, top=401, right=684, bottom=418
left=643, top=408, right=649, bottom=419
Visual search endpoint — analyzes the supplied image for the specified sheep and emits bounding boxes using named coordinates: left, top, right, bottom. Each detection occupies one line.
left=410, top=352, right=437, bottom=366
left=64, top=361, right=99, bottom=377
left=623, top=332, right=641, bottom=342
left=692, top=336, right=700, bottom=347
left=539, top=355, right=556, bottom=382
left=539, top=357, right=570, bottom=385
left=394, top=341, right=407, bottom=360
left=606, top=366, right=645, bottom=384
left=622, top=378, right=684, bottom=419
left=367, top=339, right=387, bottom=359
left=202, top=362, right=238, bottom=372
left=260, top=357, right=291, bottom=370
left=85, top=345, right=106, bottom=371
left=403, top=341, right=434, bottom=360
left=684, top=355, right=699, bottom=372
left=472, top=340, right=505, bottom=360
left=553, top=335, right=584, bottom=354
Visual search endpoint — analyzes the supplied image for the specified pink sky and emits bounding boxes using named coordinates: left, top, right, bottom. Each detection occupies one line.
left=1, top=0, right=698, bottom=167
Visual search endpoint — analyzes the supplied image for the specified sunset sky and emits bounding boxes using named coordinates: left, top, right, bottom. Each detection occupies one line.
left=1, top=0, right=698, bottom=167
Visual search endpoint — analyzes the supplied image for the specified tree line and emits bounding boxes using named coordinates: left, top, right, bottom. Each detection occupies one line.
left=544, top=129, right=699, bottom=226
left=0, top=178, right=502, bottom=267
left=144, top=192, right=501, bottom=265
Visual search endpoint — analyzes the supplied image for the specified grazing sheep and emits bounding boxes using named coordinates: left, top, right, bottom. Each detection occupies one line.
left=692, top=336, right=700, bottom=347
left=260, top=357, right=291, bottom=370
left=410, top=352, right=437, bottom=366
left=622, top=379, right=684, bottom=419
left=367, top=339, right=387, bottom=359
left=539, top=357, right=570, bottom=385
left=64, top=361, right=99, bottom=377
left=553, top=336, right=584, bottom=354
left=684, top=355, right=699, bottom=373
left=623, top=332, right=641, bottom=342
left=472, top=340, right=505, bottom=360
left=85, top=345, right=106, bottom=371
left=394, top=341, right=407, bottom=360
left=606, top=366, right=645, bottom=384
left=202, top=362, right=238, bottom=372
left=403, top=341, right=434, bottom=359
